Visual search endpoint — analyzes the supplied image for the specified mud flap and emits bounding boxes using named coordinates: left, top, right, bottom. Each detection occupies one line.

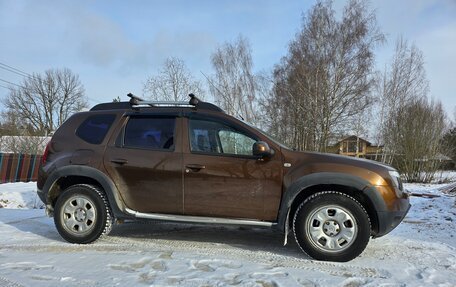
left=45, top=204, right=54, bottom=217
left=283, top=208, right=290, bottom=246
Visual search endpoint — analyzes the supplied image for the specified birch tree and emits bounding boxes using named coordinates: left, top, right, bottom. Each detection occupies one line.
left=209, top=36, right=257, bottom=123
left=143, top=57, right=205, bottom=101
left=264, top=0, right=383, bottom=151
left=377, top=38, right=447, bottom=182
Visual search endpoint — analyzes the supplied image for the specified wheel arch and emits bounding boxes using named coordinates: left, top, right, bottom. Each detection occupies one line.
left=277, top=172, right=386, bottom=236
left=43, top=165, right=127, bottom=218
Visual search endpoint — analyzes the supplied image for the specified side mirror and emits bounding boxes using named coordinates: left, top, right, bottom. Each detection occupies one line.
left=253, top=141, right=274, bottom=158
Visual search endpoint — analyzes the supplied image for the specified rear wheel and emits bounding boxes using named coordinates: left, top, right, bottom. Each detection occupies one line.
left=54, top=184, right=113, bottom=244
left=293, top=191, right=371, bottom=262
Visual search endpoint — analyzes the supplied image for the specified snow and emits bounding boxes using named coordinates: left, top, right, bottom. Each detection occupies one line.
left=431, top=170, right=456, bottom=183
left=0, top=182, right=44, bottom=209
left=0, top=182, right=455, bottom=286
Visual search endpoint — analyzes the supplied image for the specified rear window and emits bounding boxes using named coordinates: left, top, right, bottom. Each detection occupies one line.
left=124, top=117, right=175, bottom=150
left=76, top=114, right=116, bottom=144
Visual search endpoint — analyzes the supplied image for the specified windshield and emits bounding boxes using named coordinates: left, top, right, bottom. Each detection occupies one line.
left=242, top=120, right=291, bottom=150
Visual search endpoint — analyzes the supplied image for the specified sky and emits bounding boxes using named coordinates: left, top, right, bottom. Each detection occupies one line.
left=0, top=0, right=455, bottom=119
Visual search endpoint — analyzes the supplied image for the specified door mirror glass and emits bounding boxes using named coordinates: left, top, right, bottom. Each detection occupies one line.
left=253, top=141, right=273, bottom=158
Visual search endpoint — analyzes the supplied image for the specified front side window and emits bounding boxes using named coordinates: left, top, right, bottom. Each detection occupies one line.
left=189, top=119, right=256, bottom=156
left=124, top=117, right=175, bottom=150
left=219, top=130, right=256, bottom=155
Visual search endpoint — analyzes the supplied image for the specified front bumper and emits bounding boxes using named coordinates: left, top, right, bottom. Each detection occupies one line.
left=374, top=197, right=411, bottom=238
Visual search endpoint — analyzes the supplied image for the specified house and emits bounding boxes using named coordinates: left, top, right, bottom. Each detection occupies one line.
left=327, top=135, right=383, bottom=160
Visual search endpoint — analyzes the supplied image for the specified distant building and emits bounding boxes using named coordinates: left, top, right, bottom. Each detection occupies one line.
left=327, top=135, right=383, bottom=160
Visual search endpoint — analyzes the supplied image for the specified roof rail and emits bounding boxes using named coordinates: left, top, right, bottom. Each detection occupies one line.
left=90, top=93, right=224, bottom=113
left=127, top=93, right=195, bottom=108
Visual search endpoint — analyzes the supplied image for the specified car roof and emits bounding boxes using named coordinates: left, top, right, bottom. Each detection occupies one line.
left=90, top=94, right=224, bottom=114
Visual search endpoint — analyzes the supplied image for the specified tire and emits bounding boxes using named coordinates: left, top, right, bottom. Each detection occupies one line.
left=54, top=184, right=113, bottom=244
left=293, top=191, right=371, bottom=262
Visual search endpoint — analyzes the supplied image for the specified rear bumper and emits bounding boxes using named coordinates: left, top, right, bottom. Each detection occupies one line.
left=37, top=188, right=46, bottom=204
left=374, top=198, right=411, bottom=238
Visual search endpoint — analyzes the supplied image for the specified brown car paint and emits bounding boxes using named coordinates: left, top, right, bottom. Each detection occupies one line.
left=280, top=149, right=408, bottom=213
left=37, top=101, right=409, bottom=238
left=181, top=114, right=283, bottom=221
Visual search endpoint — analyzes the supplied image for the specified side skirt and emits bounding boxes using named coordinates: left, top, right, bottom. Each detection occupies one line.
left=125, top=208, right=276, bottom=227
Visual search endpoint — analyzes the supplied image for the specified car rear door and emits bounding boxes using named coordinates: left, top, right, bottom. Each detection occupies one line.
left=103, top=113, right=184, bottom=214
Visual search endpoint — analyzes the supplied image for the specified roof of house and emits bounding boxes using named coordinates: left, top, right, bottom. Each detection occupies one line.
left=334, top=135, right=373, bottom=146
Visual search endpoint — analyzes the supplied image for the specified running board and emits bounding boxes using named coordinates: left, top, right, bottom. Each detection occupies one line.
left=125, top=208, right=276, bottom=227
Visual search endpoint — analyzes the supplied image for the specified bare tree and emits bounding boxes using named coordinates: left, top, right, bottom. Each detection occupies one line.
left=377, top=38, right=448, bottom=182
left=0, top=135, right=50, bottom=154
left=209, top=35, right=257, bottom=123
left=255, top=71, right=275, bottom=130
left=389, top=98, right=446, bottom=182
left=4, top=68, right=87, bottom=135
left=263, top=0, right=383, bottom=151
left=453, top=108, right=456, bottom=129
left=441, top=126, right=456, bottom=170
left=377, top=38, right=430, bottom=163
left=143, top=57, right=205, bottom=101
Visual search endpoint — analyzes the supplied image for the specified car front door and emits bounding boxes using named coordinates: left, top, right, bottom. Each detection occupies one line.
left=103, top=115, right=183, bottom=214
left=182, top=116, right=282, bottom=221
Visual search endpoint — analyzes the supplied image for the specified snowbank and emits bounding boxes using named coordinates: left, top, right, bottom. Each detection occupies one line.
left=0, top=182, right=43, bottom=209
left=431, top=170, right=456, bottom=183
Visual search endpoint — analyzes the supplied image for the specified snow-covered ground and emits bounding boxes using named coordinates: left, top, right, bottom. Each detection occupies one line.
left=0, top=182, right=44, bottom=209
left=0, top=182, right=455, bottom=286
left=431, top=170, right=456, bottom=183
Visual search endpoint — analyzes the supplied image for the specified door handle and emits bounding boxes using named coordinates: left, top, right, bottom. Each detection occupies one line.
left=185, top=164, right=206, bottom=172
left=110, top=158, right=128, bottom=165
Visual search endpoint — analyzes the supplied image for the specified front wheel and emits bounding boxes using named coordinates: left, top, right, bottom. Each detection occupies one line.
left=293, top=191, right=371, bottom=262
left=54, top=184, right=113, bottom=244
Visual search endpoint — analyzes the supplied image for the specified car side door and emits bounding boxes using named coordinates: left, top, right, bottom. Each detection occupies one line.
left=103, top=114, right=184, bottom=214
left=182, top=115, right=282, bottom=221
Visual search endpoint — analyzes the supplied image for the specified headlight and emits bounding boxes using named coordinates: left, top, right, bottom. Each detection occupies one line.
left=388, top=170, right=400, bottom=187
left=388, top=170, right=403, bottom=197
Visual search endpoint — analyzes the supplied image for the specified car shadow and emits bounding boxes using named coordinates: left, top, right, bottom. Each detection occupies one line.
left=0, top=209, right=64, bottom=242
left=0, top=209, right=311, bottom=261
left=108, top=220, right=310, bottom=260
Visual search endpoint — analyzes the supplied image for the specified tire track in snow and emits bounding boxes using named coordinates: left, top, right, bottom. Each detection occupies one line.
left=0, top=277, right=24, bottom=287
left=103, top=236, right=392, bottom=279
left=0, top=235, right=391, bottom=280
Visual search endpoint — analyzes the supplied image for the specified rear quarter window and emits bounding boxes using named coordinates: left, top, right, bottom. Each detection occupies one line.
left=76, top=114, right=116, bottom=144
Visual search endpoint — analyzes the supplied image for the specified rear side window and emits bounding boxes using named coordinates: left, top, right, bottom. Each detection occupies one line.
left=76, top=114, right=116, bottom=144
left=124, top=117, right=176, bottom=150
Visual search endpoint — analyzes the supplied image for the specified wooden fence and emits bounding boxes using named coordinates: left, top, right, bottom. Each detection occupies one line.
left=0, top=153, right=42, bottom=183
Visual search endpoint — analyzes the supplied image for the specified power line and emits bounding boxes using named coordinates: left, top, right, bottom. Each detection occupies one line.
left=0, top=78, right=26, bottom=89
left=0, top=62, right=101, bottom=104
left=86, top=97, right=99, bottom=103
left=0, top=77, right=101, bottom=104
left=0, top=65, right=30, bottom=78
left=0, top=62, right=32, bottom=77
left=0, top=84, right=12, bottom=90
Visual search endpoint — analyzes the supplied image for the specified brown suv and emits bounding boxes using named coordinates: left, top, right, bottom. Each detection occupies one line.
left=37, top=94, right=410, bottom=262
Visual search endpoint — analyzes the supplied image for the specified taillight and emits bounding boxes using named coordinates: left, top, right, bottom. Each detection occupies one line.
left=41, top=141, right=52, bottom=165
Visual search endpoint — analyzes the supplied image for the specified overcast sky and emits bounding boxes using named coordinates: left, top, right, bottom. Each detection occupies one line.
left=0, top=0, right=455, bottom=119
